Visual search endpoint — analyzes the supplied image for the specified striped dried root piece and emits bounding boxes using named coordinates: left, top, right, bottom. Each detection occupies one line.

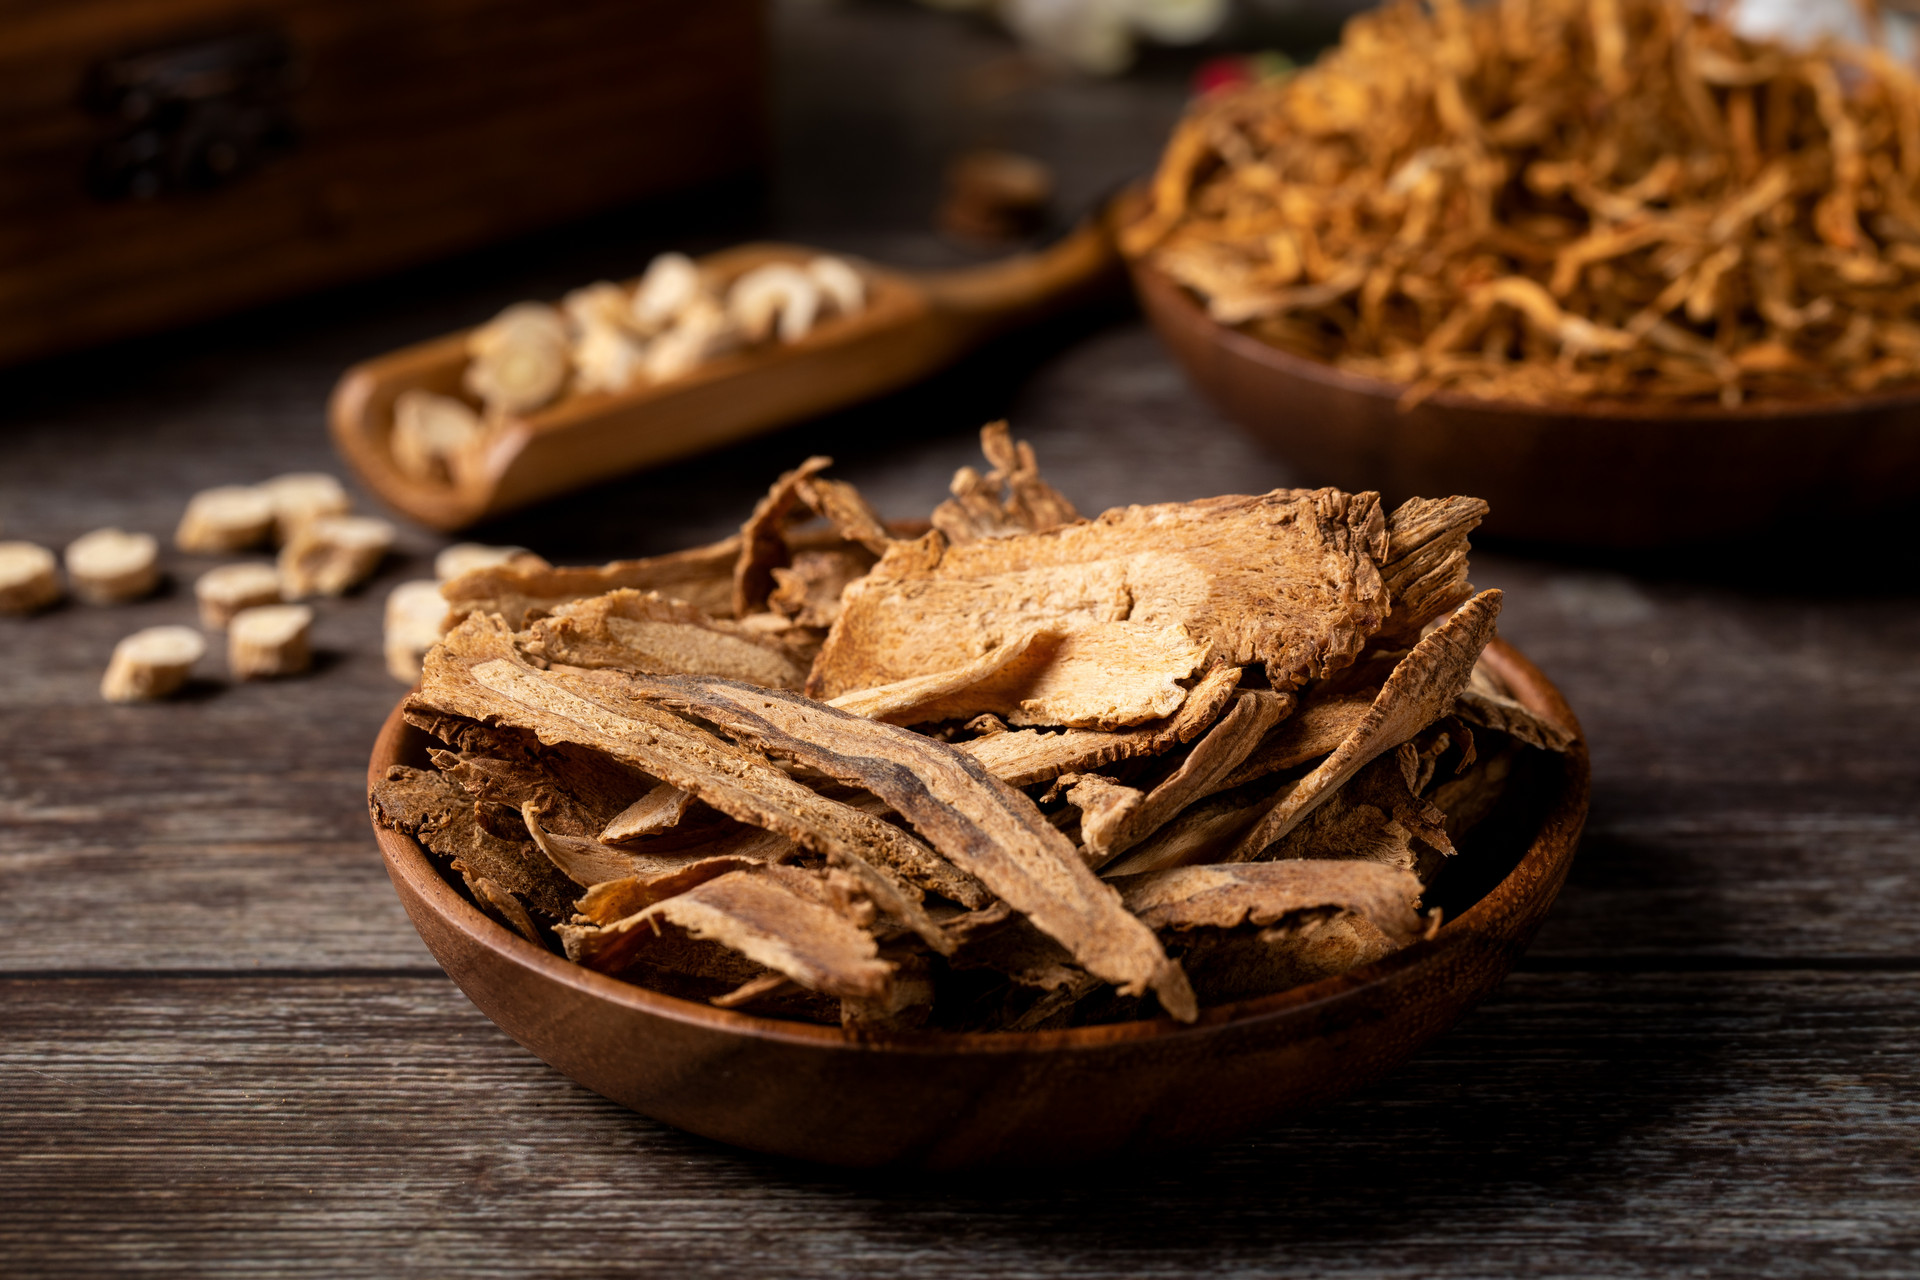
left=176, top=485, right=274, bottom=553
left=195, top=563, right=282, bottom=629
left=384, top=580, right=449, bottom=684
left=66, top=528, right=160, bottom=604
left=0, top=541, right=62, bottom=614
left=101, top=625, right=205, bottom=702
left=279, top=515, right=394, bottom=598
left=391, top=390, right=487, bottom=486
left=434, top=543, right=546, bottom=582
left=228, top=604, right=313, bottom=679
left=464, top=303, right=570, bottom=418
left=259, top=473, right=351, bottom=544
left=443, top=534, right=740, bottom=629
left=520, top=589, right=811, bottom=690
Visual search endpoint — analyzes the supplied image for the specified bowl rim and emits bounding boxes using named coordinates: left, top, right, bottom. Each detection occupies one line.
left=369, top=637, right=1590, bottom=1057
left=1125, top=250, right=1920, bottom=426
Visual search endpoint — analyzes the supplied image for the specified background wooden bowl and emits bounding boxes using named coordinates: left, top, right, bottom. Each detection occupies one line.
left=367, top=639, right=1589, bottom=1169
left=1129, top=260, right=1920, bottom=548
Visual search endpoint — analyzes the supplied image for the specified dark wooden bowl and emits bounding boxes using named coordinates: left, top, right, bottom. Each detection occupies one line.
left=367, top=639, right=1589, bottom=1168
left=1129, top=259, right=1920, bottom=548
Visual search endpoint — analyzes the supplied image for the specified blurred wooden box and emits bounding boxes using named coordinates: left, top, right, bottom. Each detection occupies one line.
left=0, top=0, right=766, bottom=366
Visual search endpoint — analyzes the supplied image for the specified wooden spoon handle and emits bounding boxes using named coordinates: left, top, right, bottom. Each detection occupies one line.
left=911, top=215, right=1122, bottom=344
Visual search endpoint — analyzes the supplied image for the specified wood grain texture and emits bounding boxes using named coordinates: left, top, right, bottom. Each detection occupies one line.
left=0, top=0, right=1917, bottom=1268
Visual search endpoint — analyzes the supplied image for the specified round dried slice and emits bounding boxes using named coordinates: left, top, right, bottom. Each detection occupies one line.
left=390, top=390, right=487, bottom=485
left=229, top=604, right=313, bottom=679
left=464, top=330, right=569, bottom=417
left=278, top=514, right=396, bottom=598
left=66, top=528, right=160, bottom=604
left=630, top=253, right=701, bottom=333
left=195, top=562, right=283, bottom=629
left=101, top=625, right=205, bottom=702
left=259, top=472, right=352, bottom=543
left=468, top=302, right=568, bottom=356
left=808, top=256, right=866, bottom=316
left=384, top=579, right=449, bottom=684
left=572, top=324, right=648, bottom=395
left=644, top=296, right=737, bottom=382
left=176, top=485, right=274, bottom=552
left=433, top=542, right=543, bottom=582
left=0, top=541, right=62, bottom=614
left=728, top=263, right=821, bottom=343
left=563, top=281, right=634, bottom=336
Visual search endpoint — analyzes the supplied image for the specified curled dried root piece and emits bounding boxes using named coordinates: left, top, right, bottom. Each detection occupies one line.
left=101, top=625, right=205, bottom=702
left=176, top=485, right=274, bottom=553
left=728, top=263, right=822, bottom=344
left=0, top=541, right=62, bottom=614
left=195, top=563, right=282, bottom=630
left=65, top=528, right=159, bottom=604
left=630, top=252, right=701, bottom=334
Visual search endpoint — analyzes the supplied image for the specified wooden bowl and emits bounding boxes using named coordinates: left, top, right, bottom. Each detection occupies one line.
left=1129, top=258, right=1920, bottom=548
left=367, top=639, right=1589, bottom=1168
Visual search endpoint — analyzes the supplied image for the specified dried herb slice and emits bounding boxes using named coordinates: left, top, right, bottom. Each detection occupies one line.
left=443, top=534, right=740, bottom=628
left=522, top=588, right=810, bottom=689
left=733, top=456, right=832, bottom=618
left=930, top=422, right=1083, bottom=544
left=1113, top=860, right=1426, bottom=945
left=1375, top=497, right=1488, bottom=642
left=371, top=763, right=581, bottom=921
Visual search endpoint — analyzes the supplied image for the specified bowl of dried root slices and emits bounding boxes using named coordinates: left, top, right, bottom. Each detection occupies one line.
left=1120, top=0, right=1920, bottom=547
left=367, top=423, right=1588, bottom=1167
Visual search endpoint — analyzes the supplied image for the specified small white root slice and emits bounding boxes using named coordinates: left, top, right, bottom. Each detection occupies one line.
left=65, top=528, right=160, bottom=604
left=433, top=543, right=544, bottom=582
left=278, top=515, right=395, bottom=598
left=195, top=563, right=283, bottom=629
left=809, top=256, right=866, bottom=315
left=101, top=625, right=205, bottom=702
left=562, top=281, right=633, bottom=335
left=259, top=473, right=351, bottom=543
left=228, top=604, right=313, bottom=679
left=176, top=486, right=274, bottom=552
left=0, top=542, right=62, bottom=614
left=643, top=296, right=735, bottom=382
left=384, top=579, right=449, bottom=684
left=728, top=263, right=821, bottom=343
left=630, top=252, right=701, bottom=333
left=390, top=390, right=487, bottom=485
left=571, top=323, right=649, bottom=395
left=464, top=302, right=570, bottom=417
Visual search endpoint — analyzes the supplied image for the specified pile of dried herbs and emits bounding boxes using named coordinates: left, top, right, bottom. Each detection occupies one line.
left=371, top=425, right=1573, bottom=1031
left=1122, top=0, right=1920, bottom=408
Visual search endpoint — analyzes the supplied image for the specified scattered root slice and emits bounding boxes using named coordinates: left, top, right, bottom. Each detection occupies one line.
left=465, top=302, right=571, bottom=417
left=258, top=473, right=351, bottom=543
left=228, top=604, right=313, bottom=679
left=931, top=422, right=1082, bottom=544
left=1223, top=590, right=1504, bottom=863
left=0, top=542, right=62, bottom=614
left=278, top=515, right=395, bottom=598
left=65, top=528, right=159, bottom=604
left=1075, top=689, right=1294, bottom=867
left=521, top=589, right=810, bottom=689
left=442, top=534, right=740, bottom=628
left=391, top=390, right=486, bottom=485
left=195, top=563, right=282, bottom=630
left=615, top=673, right=1197, bottom=1021
left=600, top=782, right=697, bottom=843
left=383, top=580, right=449, bottom=684
left=434, top=543, right=546, bottom=582
left=101, top=625, right=205, bottom=702
left=175, top=485, right=274, bottom=553
left=957, top=663, right=1243, bottom=786
left=558, top=863, right=894, bottom=1001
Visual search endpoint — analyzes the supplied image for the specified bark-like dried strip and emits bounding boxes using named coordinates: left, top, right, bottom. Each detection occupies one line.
left=931, top=422, right=1083, bottom=544
left=794, top=475, right=895, bottom=556
left=443, top=534, right=740, bottom=628
left=1099, top=782, right=1275, bottom=878
left=811, top=487, right=1388, bottom=703
left=522, top=589, right=810, bottom=689
left=733, top=455, right=833, bottom=618
left=1223, top=590, right=1503, bottom=863
left=1263, top=753, right=1454, bottom=877
left=522, top=800, right=781, bottom=888
left=956, top=664, right=1244, bottom=786
left=610, top=673, right=1198, bottom=1020
left=560, top=864, right=893, bottom=1000
left=827, top=629, right=1050, bottom=722
left=1074, top=689, right=1294, bottom=866
left=600, top=781, right=698, bottom=843
left=1113, top=860, right=1425, bottom=946
left=1452, top=686, right=1577, bottom=753
left=1375, top=496, right=1488, bottom=642
left=370, top=764, right=581, bottom=920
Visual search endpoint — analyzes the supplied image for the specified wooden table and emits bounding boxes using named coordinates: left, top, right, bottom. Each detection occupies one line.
left=4, top=5, right=1918, bottom=1275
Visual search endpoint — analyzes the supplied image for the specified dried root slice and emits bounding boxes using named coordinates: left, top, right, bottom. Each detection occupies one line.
left=1265, top=753, right=1454, bottom=878
left=464, top=873, right=544, bottom=946
left=465, top=303, right=570, bottom=417
left=101, top=625, right=205, bottom=702
left=259, top=473, right=351, bottom=544
left=1376, top=497, right=1488, bottom=642
left=443, top=535, right=740, bottom=629
left=521, top=589, right=810, bottom=690
left=435, top=543, right=546, bottom=582
left=631, top=252, right=701, bottom=334
left=733, top=456, right=833, bottom=618
left=228, top=604, right=313, bottom=679
left=0, top=541, right=62, bottom=614
left=728, top=263, right=821, bottom=343
left=930, top=422, right=1082, bottom=544
left=384, top=580, right=449, bottom=684
left=808, top=256, right=866, bottom=316
left=643, top=295, right=736, bottom=382
left=1453, top=684, right=1577, bottom=754
left=1115, top=861, right=1426, bottom=945
left=175, top=485, right=274, bottom=553
left=1224, top=590, right=1503, bottom=863
left=391, top=390, right=487, bottom=486
left=768, top=549, right=875, bottom=628
left=279, top=515, right=395, bottom=598
left=195, top=563, right=282, bottom=629
left=65, top=528, right=159, bottom=604
left=600, top=782, right=697, bottom=844
left=371, top=763, right=581, bottom=921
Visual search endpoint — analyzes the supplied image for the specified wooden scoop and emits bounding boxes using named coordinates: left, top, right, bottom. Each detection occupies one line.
left=329, top=221, right=1118, bottom=530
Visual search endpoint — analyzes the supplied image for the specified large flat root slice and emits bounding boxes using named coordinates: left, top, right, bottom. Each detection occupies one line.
left=957, top=663, right=1244, bottom=785
left=810, top=487, right=1388, bottom=702
left=559, top=865, right=893, bottom=1001
left=831, top=623, right=1209, bottom=730
left=442, top=534, right=741, bottom=629
left=1113, top=860, right=1426, bottom=946
left=612, top=674, right=1197, bottom=1021
left=1223, top=590, right=1503, bottom=863
left=1075, top=689, right=1294, bottom=866
left=1375, top=496, right=1487, bottom=642
left=522, top=589, right=810, bottom=689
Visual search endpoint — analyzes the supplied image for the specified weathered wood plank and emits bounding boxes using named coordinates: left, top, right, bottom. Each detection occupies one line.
left=1, top=970, right=1915, bottom=1277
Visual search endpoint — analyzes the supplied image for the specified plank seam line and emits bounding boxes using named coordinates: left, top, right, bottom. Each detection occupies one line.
left=0, top=967, right=452, bottom=981
left=1519, top=955, right=1920, bottom=974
